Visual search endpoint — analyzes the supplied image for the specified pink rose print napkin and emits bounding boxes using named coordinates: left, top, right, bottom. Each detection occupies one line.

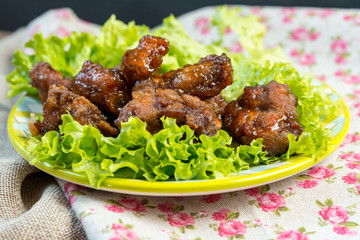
left=18, top=6, right=360, bottom=240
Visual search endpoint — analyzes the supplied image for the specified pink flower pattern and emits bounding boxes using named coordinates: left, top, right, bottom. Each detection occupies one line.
left=194, top=17, right=210, bottom=35
left=118, top=198, right=147, bottom=212
left=296, top=165, right=338, bottom=189
left=212, top=209, right=230, bottom=221
left=55, top=26, right=71, bottom=38
left=63, top=182, right=86, bottom=206
left=297, top=53, right=316, bottom=66
left=257, top=193, right=286, bottom=212
left=334, top=69, right=360, bottom=84
left=245, top=187, right=261, bottom=196
left=340, top=153, right=360, bottom=170
left=110, top=223, right=138, bottom=240
left=316, top=200, right=358, bottom=236
left=228, top=42, right=243, bottom=53
left=289, top=48, right=316, bottom=66
left=167, top=212, right=195, bottom=228
left=343, top=13, right=360, bottom=26
left=333, top=225, right=357, bottom=236
left=330, top=38, right=349, bottom=64
left=158, top=202, right=174, bottom=213
left=342, top=172, right=359, bottom=185
left=281, top=8, right=296, bottom=23
left=218, top=220, right=247, bottom=237
left=54, top=8, right=72, bottom=20
left=200, top=194, right=222, bottom=203
left=277, top=230, right=308, bottom=240
left=104, top=205, right=124, bottom=213
left=308, top=166, right=335, bottom=180
left=319, top=205, right=349, bottom=224
left=340, top=134, right=360, bottom=147
left=296, top=179, right=318, bottom=189
left=291, top=27, right=309, bottom=41
left=306, top=8, right=334, bottom=18
left=331, top=39, right=347, bottom=55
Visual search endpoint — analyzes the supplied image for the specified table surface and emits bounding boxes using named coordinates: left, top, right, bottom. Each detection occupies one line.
left=1, top=4, right=360, bottom=240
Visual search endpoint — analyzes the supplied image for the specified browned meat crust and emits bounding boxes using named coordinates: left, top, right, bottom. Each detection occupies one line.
left=40, top=86, right=119, bottom=137
left=29, top=61, right=72, bottom=103
left=224, top=81, right=303, bottom=155
left=115, top=88, right=222, bottom=136
left=133, top=53, right=233, bottom=100
left=121, top=35, right=169, bottom=87
left=72, top=60, right=131, bottom=116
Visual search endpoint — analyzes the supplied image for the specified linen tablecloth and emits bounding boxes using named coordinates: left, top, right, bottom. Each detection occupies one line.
left=1, top=6, right=360, bottom=240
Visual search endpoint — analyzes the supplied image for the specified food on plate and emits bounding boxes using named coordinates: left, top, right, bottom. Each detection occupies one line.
left=28, top=34, right=233, bottom=137
left=115, top=88, right=222, bottom=136
left=224, top=81, right=303, bottom=156
left=29, top=61, right=72, bottom=103
left=29, top=85, right=119, bottom=137
left=29, top=52, right=229, bottom=137
left=6, top=7, right=337, bottom=188
left=72, top=60, right=131, bottom=116
left=121, top=35, right=169, bottom=87
left=205, top=94, right=228, bottom=117
left=133, top=53, right=233, bottom=100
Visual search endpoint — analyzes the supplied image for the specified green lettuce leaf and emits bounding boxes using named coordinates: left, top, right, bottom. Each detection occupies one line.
left=6, top=7, right=282, bottom=98
left=211, top=6, right=287, bottom=62
left=7, top=32, right=96, bottom=98
left=152, top=14, right=227, bottom=72
left=26, top=115, right=252, bottom=188
left=236, top=138, right=275, bottom=166
left=212, top=5, right=266, bottom=50
left=6, top=15, right=148, bottom=98
left=91, top=15, right=149, bottom=67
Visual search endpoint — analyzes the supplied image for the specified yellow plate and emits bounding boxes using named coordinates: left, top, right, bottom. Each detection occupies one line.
left=7, top=81, right=350, bottom=196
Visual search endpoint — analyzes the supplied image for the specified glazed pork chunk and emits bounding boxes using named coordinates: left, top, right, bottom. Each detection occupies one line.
left=72, top=60, right=131, bottom=116
left=29, top=61, right=72, bottom=103
left=133, top=53, right=233, bottom=100
left=121, top=35, right=169, bottom=87
left=224, top=81, right=303, bottom=156
left=30, top=86, right=119, bottom=137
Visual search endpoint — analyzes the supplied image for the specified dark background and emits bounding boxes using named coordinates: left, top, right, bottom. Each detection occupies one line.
left=1, top=0, right=360, bottom=30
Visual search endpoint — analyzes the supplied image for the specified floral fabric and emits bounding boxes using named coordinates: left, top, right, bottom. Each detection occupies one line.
left=26, top=6, right=360, bottom=240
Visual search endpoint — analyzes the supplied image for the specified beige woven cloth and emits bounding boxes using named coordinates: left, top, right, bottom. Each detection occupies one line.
left=0, top=29, right=86, bottom=240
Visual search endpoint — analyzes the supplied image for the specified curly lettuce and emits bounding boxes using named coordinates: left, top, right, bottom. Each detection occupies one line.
left=26, top=115, right=252, bottom=188
left=6, top=15, right=149, bottom=98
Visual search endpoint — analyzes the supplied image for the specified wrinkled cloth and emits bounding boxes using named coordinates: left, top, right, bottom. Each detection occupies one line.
left=0, top=27, right=86, bottom=240
left=2, top=6, right=360, bottom=240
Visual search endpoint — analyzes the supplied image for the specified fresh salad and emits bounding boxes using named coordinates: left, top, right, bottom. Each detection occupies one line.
left=7, top=6, right=336, bottom=189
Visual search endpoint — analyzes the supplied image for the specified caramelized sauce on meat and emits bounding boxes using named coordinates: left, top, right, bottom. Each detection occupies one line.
left=29, top=61, right=72, bottom=103
left=224, top=81, right=303, bottom=155
left=72, top=60, right=131, bottom=116
left=121, top=35, right=169, bottom=87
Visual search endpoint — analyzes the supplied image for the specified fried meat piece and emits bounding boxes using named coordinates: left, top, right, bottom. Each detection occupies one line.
left=38, top=86, right=119, bottom=137
left=72, top=60, right=131, bottom=116
left=29, top=61, right=72, bottom=103
left=224, top=81, right=303, bottom=156
left=115, top=88, right=222, bottom=136
left=132, top=53, right=233, bottom=100
left=206, top=94, right=228, bottom=117
left=121, top=35, right=169, bottom=87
